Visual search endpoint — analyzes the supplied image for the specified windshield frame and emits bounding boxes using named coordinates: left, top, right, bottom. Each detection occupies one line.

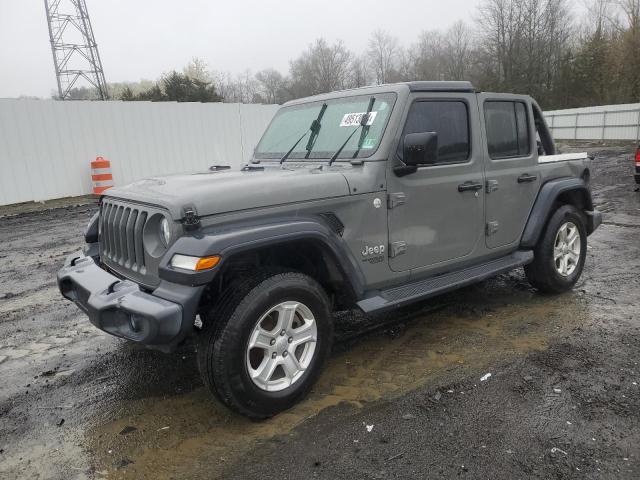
left=254, top=92, right=398, bottom=162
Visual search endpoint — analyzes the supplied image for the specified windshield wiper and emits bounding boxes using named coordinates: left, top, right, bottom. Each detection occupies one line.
left=280, top=103, right=327, bottom=164
left=279, top=130, right=309, bottom=164
left=304, top=103, right=328, bottom=159
left=328, top=97, right=376, bottom=166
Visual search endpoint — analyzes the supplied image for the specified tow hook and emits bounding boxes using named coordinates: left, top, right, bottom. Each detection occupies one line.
left=107, top=280, right=120, bottom=294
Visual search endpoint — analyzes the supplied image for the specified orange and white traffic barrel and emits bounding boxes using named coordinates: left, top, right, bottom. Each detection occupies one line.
left=91, top=156, right=114, bottom=194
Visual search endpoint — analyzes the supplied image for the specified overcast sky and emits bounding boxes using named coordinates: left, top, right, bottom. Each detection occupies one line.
left=0, top=0, right=482, bottom=98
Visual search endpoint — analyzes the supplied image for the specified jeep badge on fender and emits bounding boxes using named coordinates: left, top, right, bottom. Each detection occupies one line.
left=362, top=244, right=386, bottom=257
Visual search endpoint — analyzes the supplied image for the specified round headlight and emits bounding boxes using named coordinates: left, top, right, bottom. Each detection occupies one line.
left=160, top=217, right=171, bottom=246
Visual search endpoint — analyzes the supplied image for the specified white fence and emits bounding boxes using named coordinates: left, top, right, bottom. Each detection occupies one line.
left=2, top=99, right=638, bottom=207
left=0, top=100, right=279, bottom=206
left=545, top=103, right=640, bottom=142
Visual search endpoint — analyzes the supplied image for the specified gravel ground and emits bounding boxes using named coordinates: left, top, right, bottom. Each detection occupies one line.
left=0, top=145, right=638, bottom=479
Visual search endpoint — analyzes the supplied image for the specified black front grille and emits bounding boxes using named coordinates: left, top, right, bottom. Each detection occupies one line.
left=100, top=200, right=148, bottom=274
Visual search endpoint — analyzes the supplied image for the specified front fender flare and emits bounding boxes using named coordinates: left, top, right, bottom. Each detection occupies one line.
left=521, top=177, right=594, bottom=248
left=158, top=218, right=365, bottom=297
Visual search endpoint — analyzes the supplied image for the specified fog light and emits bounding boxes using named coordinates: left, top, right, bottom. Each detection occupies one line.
left=170, top=254, right=221, bottom=271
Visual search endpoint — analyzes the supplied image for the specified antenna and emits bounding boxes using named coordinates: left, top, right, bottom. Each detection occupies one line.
left=44, top=0, right=109, bottom=100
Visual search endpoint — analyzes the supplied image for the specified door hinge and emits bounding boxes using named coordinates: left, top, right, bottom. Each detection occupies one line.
left=390, top=241, right=407, bottom=258
left=486, top=179, right=499, bottom=194
left=486, top=221, right=499, bottom=236
left=388, top=192, right=406, bottom=209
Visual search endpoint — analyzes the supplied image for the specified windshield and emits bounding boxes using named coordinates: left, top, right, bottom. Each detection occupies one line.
left=254, top=93, right=397, bottom=161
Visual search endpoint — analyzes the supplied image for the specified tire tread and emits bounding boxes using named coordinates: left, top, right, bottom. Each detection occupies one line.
left=525, top=204, right=587, bottom=293
left=197, top=269, right=331, bottom=419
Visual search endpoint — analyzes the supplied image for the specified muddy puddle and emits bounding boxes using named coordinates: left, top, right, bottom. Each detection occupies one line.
left=87, top=286, right=585, bottom=479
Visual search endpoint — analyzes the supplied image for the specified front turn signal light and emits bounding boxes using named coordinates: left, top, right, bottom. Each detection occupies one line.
left=195, top=255, right=221, bottom=271
left=170, top=254, right=221, bottom=271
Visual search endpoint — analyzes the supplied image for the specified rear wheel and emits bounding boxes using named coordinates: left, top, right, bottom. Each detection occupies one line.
left=525, top=204, right=587, bottom=293
left=197, top=270, right=333, bottom=419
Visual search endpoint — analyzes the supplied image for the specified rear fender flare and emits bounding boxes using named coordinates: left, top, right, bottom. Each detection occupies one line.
left=521, top=177, right=594, bottom=248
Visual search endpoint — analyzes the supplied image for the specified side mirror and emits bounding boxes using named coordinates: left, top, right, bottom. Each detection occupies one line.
left=403, top=132, right=438, bottom=166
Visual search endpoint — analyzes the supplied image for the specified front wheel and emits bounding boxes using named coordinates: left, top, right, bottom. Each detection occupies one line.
left=197, top=271, right=333, bottom=419
left=525, top=204, right=588, bottom=293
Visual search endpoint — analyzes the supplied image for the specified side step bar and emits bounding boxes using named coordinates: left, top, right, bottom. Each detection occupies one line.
left=357, top=251, right=534, bottom=314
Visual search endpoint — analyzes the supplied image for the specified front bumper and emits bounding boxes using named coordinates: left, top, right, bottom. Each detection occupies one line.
left=57, top=250, right=204, bottom=352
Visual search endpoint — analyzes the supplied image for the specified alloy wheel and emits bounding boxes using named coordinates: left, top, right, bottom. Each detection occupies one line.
left=245, top=301, right=318, bottom=392
left=554, top=221, right=581, bottom=277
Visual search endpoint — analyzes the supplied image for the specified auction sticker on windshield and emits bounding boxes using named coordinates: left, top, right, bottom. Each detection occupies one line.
left=340, top=111, right=378, bottom=127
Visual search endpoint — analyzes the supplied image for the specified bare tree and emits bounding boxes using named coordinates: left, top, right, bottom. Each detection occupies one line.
left=183, top=57, right=212, bottom=83
left=106, top=0, right=640, bottom=109
left=392, top=48, right=415, bottom=82
left=443, top=21, right=472, bottom=80
left=349, top=55, right=371, bottom=88
left=540, top=0, right=573, bottom=90
left=289, top=38, right=353, bottom=97
left=617, top=0, right=640, bottom=99
left=213, top=70, right=259, bottom=103
left=476, top=0, right=525, bottom=88
left=408, top=30, right=446, bottom=80
left=618, top=0, right=640, bottom=28
left=476, top=0, right=572, bottom=102
left=367, top=30, right=400, bottom=84
left=255, top=68, right=287, bottom=104
left=584, top=0, right=618, bottom=32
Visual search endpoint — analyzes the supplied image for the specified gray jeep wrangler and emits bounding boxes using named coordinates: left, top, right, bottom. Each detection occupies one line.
left=58, top=82, right=602, bottom=418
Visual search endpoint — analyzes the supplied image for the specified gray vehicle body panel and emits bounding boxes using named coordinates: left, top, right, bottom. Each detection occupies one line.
left=107, top=166, right=351, bottom=219
left=59, top=81, right=601, bottom=350
left=477, top=93, right=541, bottom=250
left=385, top=91, right=486, bottom=276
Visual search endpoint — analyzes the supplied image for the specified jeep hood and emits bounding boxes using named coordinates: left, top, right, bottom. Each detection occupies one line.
left=105, top=167, right=351, bottom=219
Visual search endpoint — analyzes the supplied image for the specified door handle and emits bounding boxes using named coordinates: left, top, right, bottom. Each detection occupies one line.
left=458, top=181, right=483, bottom=192
left=517, top=174, right=538, bottom=183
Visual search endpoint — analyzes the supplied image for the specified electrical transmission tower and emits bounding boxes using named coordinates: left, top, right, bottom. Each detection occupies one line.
left=44, top=0, right=109, bottom=100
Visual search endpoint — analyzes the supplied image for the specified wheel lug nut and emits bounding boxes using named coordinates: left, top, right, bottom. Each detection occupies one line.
left=282, top=351, right=288, bottom=357
left=280, top=330, right=286, bottom=336
left=270, top=339, right=276, bottom=346
left=271, top=352, right=277, bottom=359
left=288, top=337, right=293, bottom=344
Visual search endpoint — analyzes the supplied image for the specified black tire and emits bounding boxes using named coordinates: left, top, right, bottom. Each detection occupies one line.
left=197, top=270, right=333, bottom=419
left=525, top=204, right=587, bottom=293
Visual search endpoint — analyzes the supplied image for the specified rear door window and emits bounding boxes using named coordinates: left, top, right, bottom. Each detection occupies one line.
left=485, top=101, right=531, bottom=159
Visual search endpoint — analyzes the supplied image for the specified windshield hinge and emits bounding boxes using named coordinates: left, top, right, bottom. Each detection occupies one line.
left=486, top=179, right=499, bottom=194
left=390, top=241, right=407, bottom=258
left=486, top=221, right=499, bottom=237
left=242, top=164, right=265, bottom=172
left=388, top=192, right=406, bottom=209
